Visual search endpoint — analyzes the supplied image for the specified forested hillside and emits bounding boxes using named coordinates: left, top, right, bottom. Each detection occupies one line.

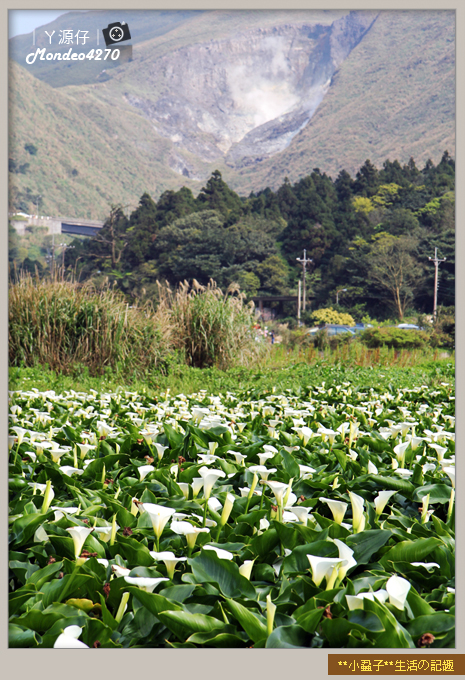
left=41, top=152, right=454, bottom=321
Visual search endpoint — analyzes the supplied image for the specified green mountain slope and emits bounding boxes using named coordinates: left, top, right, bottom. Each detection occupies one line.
left=9, top=9, right=454, bottom=218
left=226, top=10, right=455, bottom=191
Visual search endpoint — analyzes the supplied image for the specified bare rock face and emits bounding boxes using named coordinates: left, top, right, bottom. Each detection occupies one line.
left=125, top=10, right=378, bottom=175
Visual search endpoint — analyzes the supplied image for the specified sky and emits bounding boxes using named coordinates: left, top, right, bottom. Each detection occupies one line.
left=9, top=10, right=78, bottom=39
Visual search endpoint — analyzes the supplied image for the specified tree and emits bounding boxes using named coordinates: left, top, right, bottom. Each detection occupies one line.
left=196, top=170, right=244, bottom=225
left=123, top=192, right=158, bottom=268
left=367, top=233, right=422, bottom=320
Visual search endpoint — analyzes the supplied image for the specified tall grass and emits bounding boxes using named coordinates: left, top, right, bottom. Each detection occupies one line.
left=9, top=273, right=172, bottom=376
left=9, top=274, right=263, bottom=376
left=258, top=342, right=449, bottom=370
left=157, top=279, right=264, bottom=369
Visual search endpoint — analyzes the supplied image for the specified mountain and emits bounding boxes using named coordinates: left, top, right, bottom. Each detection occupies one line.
left=9, top=9, right=454, bottom=218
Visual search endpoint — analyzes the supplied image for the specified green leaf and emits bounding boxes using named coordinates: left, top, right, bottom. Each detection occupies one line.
left=414, top=484, right=453, bottom=504
left=280, top=449, right=300, bottom=478
left=368, top=475, right=415, bottom=495
left=363, top=598, right=415, bottom=648
left=9, top=585, right=38, bottom=616
left=188, top=551, right=256, bottom=599
left=294, top=606, right=324, bottom=634
left=333, top=447, right=347, bottom=471
left=347, top=610, right=385, bottom=633
left=187, top=628, right=247, bottom=647
left=12, top=603, right=87, bottom=633
left=160, top=585, right=196, bottom=603
left=265, top=624, right=310, bottom=648
left=380, top=537, right=442, bottom=566
left=10, top=511, right=53, bottom=547
left=9, top=624, right=40, bottom=648
left=158, top=610, right=225, bottom=640
left=41, top=573, right=93, bottom=608
left=225, top=598, right=267, bottom=643
left=346, top=529, right=392, bottom=565
left=26, top=560, right=64, bottom=589
left=124, top=587, right=182, bottom=617
left=405, top=613, right=455, bottom=637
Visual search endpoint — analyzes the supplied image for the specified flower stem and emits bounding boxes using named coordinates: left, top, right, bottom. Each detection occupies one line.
left=447, top=488, right=455, bottom=526
left=202, top=498, right=208, bottom=528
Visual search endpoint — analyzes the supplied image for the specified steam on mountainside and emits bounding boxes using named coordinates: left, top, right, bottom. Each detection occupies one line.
left=9, top=9, right=454, bottom=218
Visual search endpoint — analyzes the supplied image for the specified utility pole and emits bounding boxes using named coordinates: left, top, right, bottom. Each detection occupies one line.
left=336, top=288, right=347, bottom=306
left=297, top=280, right=301, bottom=326
left=51, top=233, right=55, bottom=279
left=296, top=249, right=313, bottom=312
left=428, top=248, right=446, bottom=319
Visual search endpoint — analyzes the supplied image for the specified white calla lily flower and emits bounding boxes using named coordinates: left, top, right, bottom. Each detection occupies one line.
left=153, top=443, right=168, bottom=461
left=170, top=521, right=210, bottom=549
left=374, top=490, right=397, bottom=516
left=111, top=564, right=132, bottom=578
left=307, top=554, right=347, bottom=588
left=66, top=526, right=94, bottom=559
left=198, top=467, right=226, bottom=499
left=204, top=545, right=233, bottom=560
left=239, top=560, right=255, bottom=580
left=410, top=562, right=440, bottom=570
left=442, top=466, right=455, bottom=488
left=333, top=539, right=356, bottom=581
left=346, top=590, right=389, bottom=610
left=320, top=497, right=348, bottom=525
left=386, top=574, right=411, bottom=610
left=149, top=551, right=187, bottom=579
left=367, top=460, right=378, bottom=475
left=54, top=625, right=89, bottom=649
left=124, top=576, right=169, bottom=593
left=138, top=464, right=155, bottom=481
left=265, top=480, right=289, bottom=508
left=141, top=503, right=176, bottom=541
left=348, top=492, right=365, bottom=533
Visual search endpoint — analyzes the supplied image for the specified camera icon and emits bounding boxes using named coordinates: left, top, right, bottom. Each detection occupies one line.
left=102, top=21, right=131, bottom=47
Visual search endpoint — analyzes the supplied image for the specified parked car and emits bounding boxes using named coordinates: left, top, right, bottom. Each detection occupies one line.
left=397, top=323, right=424, bottom=330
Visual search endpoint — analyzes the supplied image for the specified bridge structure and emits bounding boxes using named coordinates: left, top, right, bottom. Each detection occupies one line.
left=10, top=214, right=105, bottom=237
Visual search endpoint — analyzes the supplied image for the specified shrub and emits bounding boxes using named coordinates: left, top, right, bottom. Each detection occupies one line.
left=9, top=273, right=172, bottom=376
left=310, top=308, right=356, bottom=326
left=156, top=279, right=264, bottom=369
left=360, top=327, right=428, bottom=349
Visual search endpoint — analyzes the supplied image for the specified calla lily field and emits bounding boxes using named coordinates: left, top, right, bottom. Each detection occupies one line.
left=9, top=375, right=455, bottom=648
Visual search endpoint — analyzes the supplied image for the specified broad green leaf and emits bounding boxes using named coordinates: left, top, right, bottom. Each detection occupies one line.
left=9, top=585, right=38, bottom=616
left=225, top=598, right=267, bottom=643
left=414, top=484, right=453, bottom=504
left=294, top=607, right=324, bottom=634
left=405, top=613, right=455, bottom=637
left=188, top=551, right=256, bottom=599
left=9, top=624, right=40, bottom=648
left=158, top=610, right=225, bottom=640
left=265, top=624, right=310, bottom=648
left=380, top=537, right=442, bottom=565
left=124, top=587, right=182, bottom=616
left=10, top=511, right=53, bottom=547
left=346, top=529, right=392, bottom=565
left=187, top=629, right=247, bottom=647
left=26, top=560, right=64, bottom=589
left=363, top=598, right=415, bottom=648
left=368, top=475, right=414, bottom=495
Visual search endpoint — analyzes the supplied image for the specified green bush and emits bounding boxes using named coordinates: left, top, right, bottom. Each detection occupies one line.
left=430, top=308, right=455, bottom=349
left=361, top=327, right=428, bottom=349
left=9, top=274, right=172, bottom=376
left=157, top=279, right=264, bottom=369
left=310, top=307, right=356, bottom=326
